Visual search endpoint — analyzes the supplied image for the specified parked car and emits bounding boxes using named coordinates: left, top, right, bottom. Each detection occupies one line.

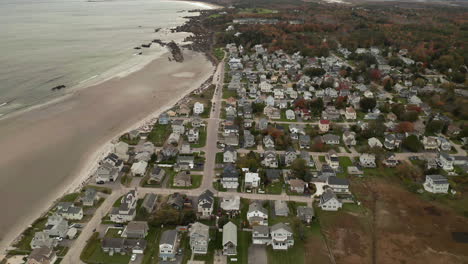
left=131, top=254, right=137, bottom=262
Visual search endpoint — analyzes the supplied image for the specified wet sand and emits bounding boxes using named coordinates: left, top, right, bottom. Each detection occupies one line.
left=0, top=49, right=214, bottom=254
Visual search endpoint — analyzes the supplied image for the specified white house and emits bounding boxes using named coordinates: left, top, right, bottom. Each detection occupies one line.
left=193, top=102, right=204, bottom=115
left=319, top=189, right=342, bottom=211
left=359, top=154, right=376, bottom=168
left=319, top=120, right=330, bottom=133
left=270, top=223, right=294, bottom=250
left=245, top=172, right=261, bottom=188
left=437, top=152, right=454, bottom=171
left=159, top=229, right=178, bottom=261
left=368, top=137, right=383, bottom=148
left=189, top=222, right=210, bottom=255
left=285, top=109, right=295, bottom=120
left=423, top=175, right=449, bottom=194
left=345, top=107, right=356, bottom=120
left=197, top=190, right=214, bottom=218
left=110, top=189, right=138, bottom=223
left=131, top=160, right=148, bottom=176
left=247, top=202, right=268, bottom=226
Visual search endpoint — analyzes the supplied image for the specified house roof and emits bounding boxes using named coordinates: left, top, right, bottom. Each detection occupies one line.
left=321, top=189, right=338, bottom=204
left=190, top=222, right=209, bottom=238
left=253, top=225, right=269, bottom=235
left=327, top=176, right=349, bottom=186
left=249, top=201, right=268, bottom=215
left=160, top=229, right=178, bottom=246
left=271, top=223, right=292, bottom=233
left=126, top=221, right=148, bottom=233
left=297, top=206, right=314, bottom=218
left=222, top=222, right=238, bottom=246
left=426, top=174, right=449, bottom=184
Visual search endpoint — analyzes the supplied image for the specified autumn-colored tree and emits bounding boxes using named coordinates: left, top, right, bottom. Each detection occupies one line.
left=395, top=121, right=415, bottom=133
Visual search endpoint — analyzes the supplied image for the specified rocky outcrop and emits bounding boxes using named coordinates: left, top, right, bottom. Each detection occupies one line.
left=167, top=41, right=184, bottom=62
left=51, top=85, right=66, bottom=91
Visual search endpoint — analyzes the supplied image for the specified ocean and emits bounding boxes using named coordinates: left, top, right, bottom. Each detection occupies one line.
left=0, top=0, right=212, bottom=116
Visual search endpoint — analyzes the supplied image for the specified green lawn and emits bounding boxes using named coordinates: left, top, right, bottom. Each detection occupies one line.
left=337, top=156, right=353, bottom=178
left=265, top=180, right=283, bottom=195
left=214, top=47, right=225, bottom=61
left=84, top=185, right=112, bottom=195
left=60, top=192, right=80, bottom=203
left=228, top=231, right=251, bottom=264
left=239, top=8, right=277, bottom=14
left=215, top=152, right=224, bottom=164
left=12, top=217, right=48, bottom=252
left=104, top=228, right=122, bottom=238
left=223, top=89, right=238, bottom=99
left=80, top=233, right=131, bottom=264
left=190, top=128, right=207, bottom=148
left=147, top=124, right=171, bottom=147
left=140, top=227, right=162, bottom=264
left=266, top=234, right=305, bottom=264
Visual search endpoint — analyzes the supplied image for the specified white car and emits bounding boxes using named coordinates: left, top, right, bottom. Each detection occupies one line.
left=131, top=254, right=137, bottom=262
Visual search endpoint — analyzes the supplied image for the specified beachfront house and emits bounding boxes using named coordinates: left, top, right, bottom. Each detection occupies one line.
left=319, top=189, right=342, bottom=211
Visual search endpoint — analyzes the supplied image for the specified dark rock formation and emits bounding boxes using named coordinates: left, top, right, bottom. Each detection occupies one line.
left=51, top=85, right=66, bottom=91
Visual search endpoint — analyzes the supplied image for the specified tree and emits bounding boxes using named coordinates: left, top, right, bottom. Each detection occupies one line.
left=252, top=102, right=266, bottom=114
left=304, top=67, right=325, bottom=77
left=396, top=162, right=423, bottom=182
left=308, top=98, right=324, bottom=115
left=402, top=135, right=422, bottom=152
left=426, top=120, right=445, bottom=134
left=291, top=158, right=307, bottom=179
left=360, top=97, right=376, bottom=112
left=395, top=121, right=415, bottom=133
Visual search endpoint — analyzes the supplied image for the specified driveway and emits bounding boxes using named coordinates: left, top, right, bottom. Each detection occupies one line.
left=248, top=244, right=267, bottom=264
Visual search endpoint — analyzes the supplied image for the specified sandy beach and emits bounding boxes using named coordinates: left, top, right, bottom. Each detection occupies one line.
left=0, top=48, right=214, bottom=255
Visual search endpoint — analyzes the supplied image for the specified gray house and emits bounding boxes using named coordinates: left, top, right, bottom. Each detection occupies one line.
left=189, top=222, right=210, bottom=255
left=274, top=200, right=289, bottom=216
left=222, top=222, right=237, bottom=256
left=122, top=221, right=149, bottom=239
left=159, top=229, right=178, bottom=261
left=82, top=188, right=98, bottom=207
left=148, top=166, right=166, bottom=185
left=297, top=206, right=314, bottom=224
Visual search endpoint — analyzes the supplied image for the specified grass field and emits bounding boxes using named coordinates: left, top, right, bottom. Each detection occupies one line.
left=147, top=124, right=171, bottom=147
left=190, top=128, right=207, bottom=148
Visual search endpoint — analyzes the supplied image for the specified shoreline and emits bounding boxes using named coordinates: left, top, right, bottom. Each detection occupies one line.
left=0, top=49, right=215, bottom=259
left=0, top=1, right=220, bottom=259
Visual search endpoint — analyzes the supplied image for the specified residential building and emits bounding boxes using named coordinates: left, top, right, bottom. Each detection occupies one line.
left=82, top=188, right=98, bottom=207
left=345, top=107, right=356, bottom=120
left=159, top=229, right=178, bottom=261
left=319, top=120, right=330, bottom=133
left=221, top=164, right=240, bottom=189
left=197, top=190, right=214, bottom=218
left=423, top=136, right=439, bottom=150
left=326, top=176, right=350, bottom=193
left=221, top=196, right=240, bottom=213
left=299, top=135, right=311, bottom=149
left=262, top=151, right=279, bottom=168
left=342, top=131, right=356, bottom=146
left=193, top=102, right=204, bottom=115
left=322, top=134, right=340, bottom=145
left=270, top=223, right=294, bottom=250
left=245, top=172, right=261, bottom=188
left=148, top=166, right=166, bottom=185
left=30, top=232, right=56, bottom=249
left=122, top=221, right=149, bottom=239
left=289, top=179, right=306, bottom=193
left=247, top=201, right=268, bottom=226
left=26, top=247, right=57, bottom=264
left=252, top=225, right=270, bottom=245
left=56, top=203, right=83, bottom=220
left=319, top=189, right=342, bottom=211
left=297, top=206, right=314, bottom=224
left=325, top=150, right=339, bottom=170
left=43, top=215, right=68, bottom=238
left=189, top=222, right=210, bottom=255
left=131, top=160, right=148, bottom=176
left=423, top=175, right=450, bottom=194
left=223, top=147, right=237, bottom=163
left=110, top=189, right=138, bottom=223
left=438, top=152, right=454, bottom=171
left=222, top=222, right=238, bottom=256
left=360, top=154, right=376, bottom=168
left=173, top=171, right=192, bottom=187
left=274, top=200, right=289, bottom=216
